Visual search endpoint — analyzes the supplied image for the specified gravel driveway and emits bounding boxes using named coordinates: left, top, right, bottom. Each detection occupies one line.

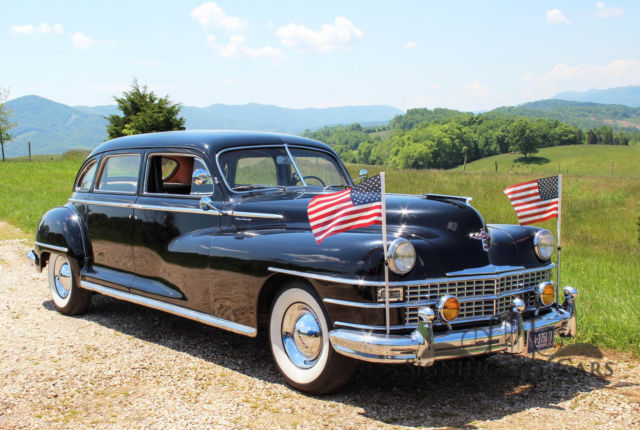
left=1, top=237, right=639, bottom=429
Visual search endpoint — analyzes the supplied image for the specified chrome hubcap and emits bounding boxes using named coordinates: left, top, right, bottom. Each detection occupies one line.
left=54, top=257, right=72, bottom=299
left=282, top=303, right=322, bottom=368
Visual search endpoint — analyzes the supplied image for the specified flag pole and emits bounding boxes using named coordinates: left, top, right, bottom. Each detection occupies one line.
left=556, top=174, right=562, bottom=302
left=380, top=172, right=390, bottom=335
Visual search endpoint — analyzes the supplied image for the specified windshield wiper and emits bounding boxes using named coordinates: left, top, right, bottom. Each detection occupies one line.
left=324, top=184, right=349, bottom=190
left=232, top=184, right=283, bottom=192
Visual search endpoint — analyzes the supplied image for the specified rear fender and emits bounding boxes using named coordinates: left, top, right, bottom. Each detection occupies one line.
left=34, top=205, right=91, bottom=274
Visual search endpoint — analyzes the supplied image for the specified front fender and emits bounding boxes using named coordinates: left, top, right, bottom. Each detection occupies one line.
left=34, top=205, right=90, bottom=271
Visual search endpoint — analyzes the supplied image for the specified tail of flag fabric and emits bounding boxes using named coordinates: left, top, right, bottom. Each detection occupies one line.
left=503, top=176, right=560, bottom=225
left=307, top=174, right=383, bottom=244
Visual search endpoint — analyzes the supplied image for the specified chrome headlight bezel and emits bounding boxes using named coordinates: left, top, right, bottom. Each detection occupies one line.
left=533, top=230, right=555, bottom=261
left=387, top=238, right=416, bottom=275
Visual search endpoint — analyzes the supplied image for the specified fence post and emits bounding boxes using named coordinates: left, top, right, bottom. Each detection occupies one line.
left=611, top=163, right=614, bottom=177
left=494, top=161, right=498, bottom=172
left=28, top=141, right=31, bottom=162
left=463, top=156, right=467, bottom=171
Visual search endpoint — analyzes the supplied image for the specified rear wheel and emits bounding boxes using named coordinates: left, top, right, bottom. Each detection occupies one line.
left=48, top=254, right=91, bottom=315
left=269, top=282, right=357, bottom=395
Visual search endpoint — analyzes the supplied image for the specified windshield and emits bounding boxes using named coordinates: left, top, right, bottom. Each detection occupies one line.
left=218, top=146, right=349, bottom=192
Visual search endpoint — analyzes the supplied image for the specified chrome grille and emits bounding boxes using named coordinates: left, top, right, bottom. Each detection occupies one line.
left=404, top=268, right=552, bottom=325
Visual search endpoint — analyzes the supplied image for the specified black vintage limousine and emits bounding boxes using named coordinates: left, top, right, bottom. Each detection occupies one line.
left=28, top=130, right=578, bottom=394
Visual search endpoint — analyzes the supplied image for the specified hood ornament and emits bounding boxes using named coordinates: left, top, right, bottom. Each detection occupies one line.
left=469, top=228, right=490, bottom=252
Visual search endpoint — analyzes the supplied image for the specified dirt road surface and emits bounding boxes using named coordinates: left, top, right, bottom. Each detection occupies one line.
left=1, top=236, right=638, bottom=429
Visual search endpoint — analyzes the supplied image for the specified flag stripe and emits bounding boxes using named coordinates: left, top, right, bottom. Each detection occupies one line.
left=307, top=174, right=384, bottom=244
left=310, top=202, right=381, bottom=229
left=503, top=176, right=560, bottom=227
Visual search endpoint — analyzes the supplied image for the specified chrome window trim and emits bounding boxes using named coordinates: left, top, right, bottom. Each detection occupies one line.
left=35, top=241, right=69, bottom=253
left=334, top=321, right=414, bottom=331
left=142, top=151, right=216, bottom=198
left=80, top=281, right=257, bottom=337
left=284, top=143, right=307, bottom=186
left=268, top=264, right=555, bottom=288
left=74, top=159, right=98, bottom=192
left=68, top=198, right=283, bottom=219
left=215, top=144, right=351, bottom=195
left=94, top=153, right=142, bottom=195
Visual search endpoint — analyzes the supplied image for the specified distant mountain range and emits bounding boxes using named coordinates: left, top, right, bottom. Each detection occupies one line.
left=492, top=99, right=640, bottom=131
left=554, top=85, right=640, bottom=107
left=3, top=95, right=402, bottom=157
left=4, top=85, right=640, bottom=158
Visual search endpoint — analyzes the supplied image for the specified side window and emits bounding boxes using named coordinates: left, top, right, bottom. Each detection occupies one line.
left=75, top=160, right=98, bottom=192
left=145, top=154, right=219, bottom=198
left=96, top=154, right=141, bottom=194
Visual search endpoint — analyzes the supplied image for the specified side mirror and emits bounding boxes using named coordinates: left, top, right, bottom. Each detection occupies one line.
left=354, top=169, right=368, bottom=183
left=199, top=196, right=221, bottom=214
left=192, top=169, right=212, bottom=186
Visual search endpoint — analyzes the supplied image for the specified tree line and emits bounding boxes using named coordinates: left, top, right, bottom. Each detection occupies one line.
left=304, top=108, right=639, bottom=170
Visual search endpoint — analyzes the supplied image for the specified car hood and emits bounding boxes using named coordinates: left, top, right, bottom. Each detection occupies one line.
left=229, top=191, right=494, bottom=278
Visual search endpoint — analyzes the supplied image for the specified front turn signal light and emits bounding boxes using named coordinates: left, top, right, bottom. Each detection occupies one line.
left=437, top=295, right=460, bottom=322
left=538, top=281, right=555, bottom=306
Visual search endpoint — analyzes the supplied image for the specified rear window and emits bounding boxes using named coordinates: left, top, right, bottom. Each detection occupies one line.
left=95, top=154, right=141, bottom=194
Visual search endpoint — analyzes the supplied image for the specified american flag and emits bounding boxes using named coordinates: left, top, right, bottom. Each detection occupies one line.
left=503, top=176, right=560, bottom=225
left=307, top=175, right=383, bottom=244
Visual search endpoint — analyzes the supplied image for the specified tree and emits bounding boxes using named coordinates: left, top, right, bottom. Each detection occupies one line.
left=107, top=79, right=185, bottom=139
left=0, top=87, right=16, bottom=162
left=508, top=119, right=541, bottom=158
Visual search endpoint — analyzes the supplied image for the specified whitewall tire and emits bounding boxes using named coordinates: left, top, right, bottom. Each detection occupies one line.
left=269, top=281, right=357, bottom=394
left=48, top=254, right=91, bottom=315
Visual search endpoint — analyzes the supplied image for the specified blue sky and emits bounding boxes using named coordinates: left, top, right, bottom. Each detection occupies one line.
left=1, top=1, right=638, bottom=111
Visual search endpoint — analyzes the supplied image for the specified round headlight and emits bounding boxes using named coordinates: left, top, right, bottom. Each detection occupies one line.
left=437, top=295, right=460, bottom=322
left=387, top=238, right=416, bottom=275
left=538, top=281, right=555, bottom=306
left=533, top=230, right=555, bottom=261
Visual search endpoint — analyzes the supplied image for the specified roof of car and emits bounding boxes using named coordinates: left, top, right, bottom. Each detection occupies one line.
left=89, top=130, right=333, bottom=158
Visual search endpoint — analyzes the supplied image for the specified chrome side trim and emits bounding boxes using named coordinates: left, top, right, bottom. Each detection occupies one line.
left=324, top=297, right=437, bottom=309
left=80, top=281, right=257, bottom=337
left=35, top=241, right=69, bottom=253
left=268, top=264, right=556, bottom=288
left=334, top=321, right=414, bottom=331
left=69, top=198, right=135, bottom=208
left=68, top=198, right=283, bottom=220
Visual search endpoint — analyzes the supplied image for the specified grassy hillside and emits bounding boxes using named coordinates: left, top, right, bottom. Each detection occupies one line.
left=0, top=153, right=637, bottom=353
left=453, top=144, right=640, bottom=177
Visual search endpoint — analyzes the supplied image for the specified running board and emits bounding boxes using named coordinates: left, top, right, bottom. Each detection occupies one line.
left=80, top=280, right=257, bottom=337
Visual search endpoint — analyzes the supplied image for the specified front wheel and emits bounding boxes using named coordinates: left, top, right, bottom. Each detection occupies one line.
left=269, top=282, right=357, bottom=394
left=48, top=254, right=91, bottom=315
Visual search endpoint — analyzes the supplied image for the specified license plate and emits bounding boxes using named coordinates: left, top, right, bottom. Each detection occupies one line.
left=527, top=327, right=555, bottom=353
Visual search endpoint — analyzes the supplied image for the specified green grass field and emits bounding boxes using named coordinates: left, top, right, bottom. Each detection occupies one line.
left=454, top=144, right=640, bottom=178
left=0, top=148, right=638, bottom=354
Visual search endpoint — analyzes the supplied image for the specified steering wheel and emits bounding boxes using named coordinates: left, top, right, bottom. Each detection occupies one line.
left=302, top=175, right=326, bottom=186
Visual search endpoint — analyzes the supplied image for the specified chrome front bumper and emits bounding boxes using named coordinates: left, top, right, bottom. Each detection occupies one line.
left=329, top=296, right=577, bottom=366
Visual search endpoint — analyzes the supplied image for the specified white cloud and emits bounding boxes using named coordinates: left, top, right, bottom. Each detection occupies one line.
left=427, top=83, right=440, bottom=91
left=190, top=2, right=244, bottom=32
left=71, top=32, right=95, bottom=50
left=404, top=41, right=417, bottom=50
left=275, top=17, right=363, bottom=52
left=596, top=2, right=624, bottom=18
left=11, top=22, right=64, bottom=36
left=206, top=34, right=286, bottom=61
left=546, top=9, right=570, bottom=24
left=520, top=59, right=640, bottom=99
